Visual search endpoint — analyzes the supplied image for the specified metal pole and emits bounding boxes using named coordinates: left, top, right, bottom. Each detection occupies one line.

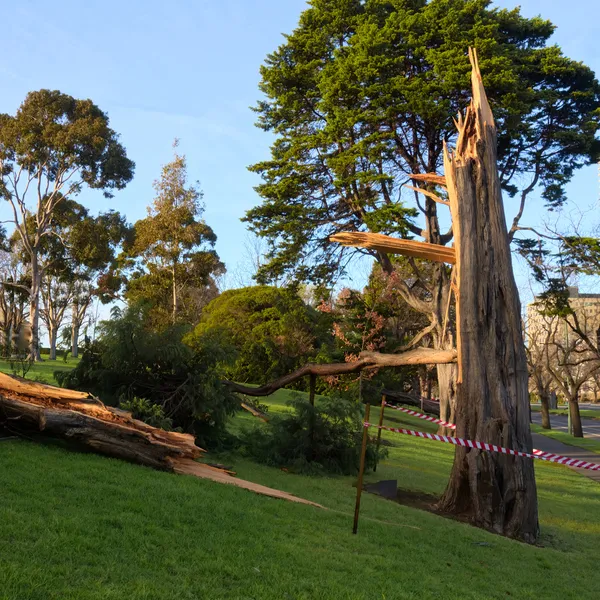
left=374, top=394, right=385, bottom=473
left=353, top=402, right=371, bottom=535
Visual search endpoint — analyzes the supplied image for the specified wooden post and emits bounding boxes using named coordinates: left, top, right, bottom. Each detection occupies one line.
left=309, top=374, right=316, bottom=407
left=374, top=394, right=385, bottom=472
left=309, top=374, right=316, bottom=458
left=353, top=402, right=371, bottom=535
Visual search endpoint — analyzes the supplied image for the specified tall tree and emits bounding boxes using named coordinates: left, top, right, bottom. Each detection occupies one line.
left=0, top=89, right=134, bottom=359
left=524, top=314, right=555, bottom=430
left=127, top=141, right=223, bottom=328
left=245, top=0, right=600, bottom=422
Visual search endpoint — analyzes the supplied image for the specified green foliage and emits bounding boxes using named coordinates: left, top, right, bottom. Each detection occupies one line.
left=8, top=352, right=33, bottom=379
left=246, top=0, right=600, bottom=285
left=0, top=89, right=134, bottom=197
left=120, top=397, right=176, bottom=431
left=56, top=303, right=239, bottom=446
left=240, top=395, right=385, bottom=475
left=188, top=286, right=335, bottom=386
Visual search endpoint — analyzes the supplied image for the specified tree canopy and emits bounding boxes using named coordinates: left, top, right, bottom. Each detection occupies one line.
left=245, top=0, right=600, bottom=285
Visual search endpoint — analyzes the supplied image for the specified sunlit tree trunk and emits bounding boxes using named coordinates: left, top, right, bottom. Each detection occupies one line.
left=437, top=51, right=538, bottom=543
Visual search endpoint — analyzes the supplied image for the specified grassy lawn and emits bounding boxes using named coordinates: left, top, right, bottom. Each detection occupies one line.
left=2, top=387, right=600, bottom=599
left=531, top=423, right=600, bottom=455
left=0, top=352, right=79, bottom=385
left=531, top=405, right=600, bottom=421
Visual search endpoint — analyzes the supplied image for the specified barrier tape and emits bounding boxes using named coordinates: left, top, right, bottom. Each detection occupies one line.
left=366, top=422, right=600, bottom=472
left=384, top=402, right=456, bottom=430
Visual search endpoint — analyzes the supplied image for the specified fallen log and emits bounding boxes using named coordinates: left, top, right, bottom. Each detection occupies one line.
left=0, top=374, right=204, bottom=471
left=226, top=348, right=457, bottom=397
left=382, top=390, right=441, bottom=417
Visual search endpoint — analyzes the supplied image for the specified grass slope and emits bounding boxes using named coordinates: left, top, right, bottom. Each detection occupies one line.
left=0, top=353, right=79, bottom=385
left=1, top=388, right=600, bottom=599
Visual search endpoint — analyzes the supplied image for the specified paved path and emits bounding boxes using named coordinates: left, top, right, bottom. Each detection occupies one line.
left=531, top=431, right=600, bottom=483
left=530, top=412, right=600, bottom=440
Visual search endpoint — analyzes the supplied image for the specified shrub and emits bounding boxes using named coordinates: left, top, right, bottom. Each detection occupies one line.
left=120, top=397, right=176, bottom=431
left=187, top=286, right=335, bottom=388
left=240, top=395, right=386, bottom=475
left=56, top=303, right=239, bottom=447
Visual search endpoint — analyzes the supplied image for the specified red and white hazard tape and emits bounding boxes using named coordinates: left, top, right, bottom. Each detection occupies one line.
left=384, top=402, right=456, bottom=430
left=366, top=422, right=600, bottom=472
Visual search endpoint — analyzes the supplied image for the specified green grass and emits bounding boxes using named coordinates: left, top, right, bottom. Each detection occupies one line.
left=0, top=352, right=79, bottom=385
left=531, top=423, right=600, bottom=455
left=2, top=388, right=600, bottom=599
left=531, top=405, right=600, bottom=421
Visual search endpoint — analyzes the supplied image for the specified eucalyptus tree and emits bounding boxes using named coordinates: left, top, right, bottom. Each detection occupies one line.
left=0, top=90, right=134, bottom=359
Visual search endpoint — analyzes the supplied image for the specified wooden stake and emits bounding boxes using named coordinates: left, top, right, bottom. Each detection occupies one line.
left=374, top=395, right=385, bottom=472
left=353, top=402, right=371, bottom=535
left=309, top=374, right=316, bottom=457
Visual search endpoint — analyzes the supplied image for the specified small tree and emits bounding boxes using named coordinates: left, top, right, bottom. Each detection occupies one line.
left=127, top=140, right=223, bottom=328
left=0, top=90, right=134, bottom=360
left=39, top=274, right=72, bottom=360
left=532, top=307, right=600, bottom=437
left=524, top=313, right=555, bottom=429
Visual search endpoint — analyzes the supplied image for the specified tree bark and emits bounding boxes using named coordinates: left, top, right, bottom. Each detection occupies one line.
left=29, top=257, right=42, bottom=362
left=436, top=50, right=539, bottom=543
left=437, top=362, right=457, bottom=435
left=539, top=390, right=551, bottom=430
left=569, top=399, right=583, bottom=438
left=48, top=326, right=57, bottom=361
left=172, top=263, right=178, bottom=323
left=71, top=300, right=80, bottom=358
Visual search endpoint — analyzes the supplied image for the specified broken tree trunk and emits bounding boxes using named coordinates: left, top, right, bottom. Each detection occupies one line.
left=330, top=232, right=456, bottom=264
left=436, top=49, right=539, bottom=543
left=0, top=372, right=204, bottom=471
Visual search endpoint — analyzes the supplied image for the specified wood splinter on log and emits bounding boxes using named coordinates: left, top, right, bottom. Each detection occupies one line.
left=330, top=232, right=456, bottom=264
left=0, top=372, right=321, bottom=507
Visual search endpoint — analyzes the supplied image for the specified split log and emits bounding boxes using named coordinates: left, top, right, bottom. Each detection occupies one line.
left=436, top=49, right=539, bottom=543
left=0, top=373, right=326, bottom=507
left=330, top=232, right=456, bottom=264
left=226, top=348, right=457, bottom=397
left=0, top=374, right=204, bottom=471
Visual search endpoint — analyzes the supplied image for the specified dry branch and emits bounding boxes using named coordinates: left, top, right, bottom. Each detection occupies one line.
left=409, top=173, right=447, bottom=187
left=403, top=184, right=449, bottom=206
left=330, top=232, right=455, bottom=264
left=226, top=348, right=457, bottom=397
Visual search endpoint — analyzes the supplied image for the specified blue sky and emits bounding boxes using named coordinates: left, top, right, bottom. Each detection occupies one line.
left=1, top=0, right=599, bottom=300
